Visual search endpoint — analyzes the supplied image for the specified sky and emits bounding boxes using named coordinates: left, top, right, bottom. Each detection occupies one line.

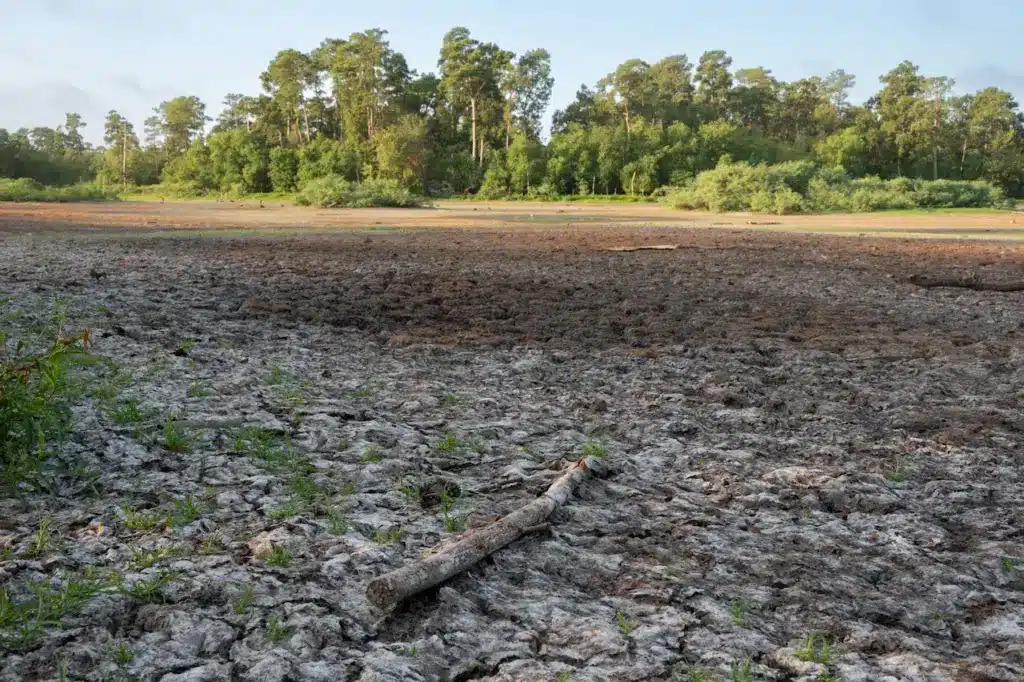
left=2, top=0, right=1023, bottom=145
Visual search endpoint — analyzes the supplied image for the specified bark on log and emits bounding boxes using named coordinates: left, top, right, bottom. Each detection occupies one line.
left=907, top=273, right=1024, bottom=292
left=366, top=457, right=601, bottom=607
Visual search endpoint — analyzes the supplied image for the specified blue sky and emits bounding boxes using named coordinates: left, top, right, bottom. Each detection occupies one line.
left=2, top=0, right=1022, bottom=144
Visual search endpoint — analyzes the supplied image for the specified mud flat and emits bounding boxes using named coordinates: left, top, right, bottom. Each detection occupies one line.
left=0, top=202, right=1021, bottom=681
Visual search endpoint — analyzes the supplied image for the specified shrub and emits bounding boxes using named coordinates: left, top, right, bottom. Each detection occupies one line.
left=294, top=177, right=429, bottom=208
left=1, top=321, right=89, bottom=489
left=0, top=179, right=119, bottom=203
left=664, top=160, right=1011, bottom=214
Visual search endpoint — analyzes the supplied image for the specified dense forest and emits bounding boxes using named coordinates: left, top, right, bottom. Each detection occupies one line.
left=1, top=26, right=1023, bottom=199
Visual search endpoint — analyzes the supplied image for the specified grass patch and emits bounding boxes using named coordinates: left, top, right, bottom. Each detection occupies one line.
left=435, top=432, right=470, bottom=455
left=730, top=599, right=749, bottom=626
left=109, top=399, right=145, bottom=425
left=441, top=489, right=468, bottom=533
left=128, top=545, right=178, bottom=570
left=122, top=571, right=177, bottom=604
left=161, top=416, right=192, bottom=453
left=264, top=545, right=293, bottom=568
left=0, top=568, right=121, bottom=651
left=170, top=495, right=204, bottom=525
left=360, top=445, right=384, bottom=463
left=580, top=440, right=607, bottom=459
left=794, top=634, right=833, bottom=664
left=23, top=519, right=61, bottom=559
left=616, top=610, right=638, bottom=636
left=730, top=658, right=754, bottom=682
left=266, top=614, right=292, bottom=642
left=186, top=382, right=210, bottom=398
left=374, top=529, right=404, bottom=545
left=120, top=506, right=165, bottom=533
left=231, top=584, right=254, bottom=615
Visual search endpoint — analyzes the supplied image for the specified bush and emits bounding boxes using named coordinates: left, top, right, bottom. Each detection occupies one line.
left=0, top=178, right=119, bottom=203
left=664, top=160, right=1011, bottom=214
left=294, top=177, right=429, bottom=208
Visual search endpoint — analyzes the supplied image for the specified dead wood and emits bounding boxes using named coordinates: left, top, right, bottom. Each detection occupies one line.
left=365, top=457, right=603, bottom=607
left=603, top=244, right=679, bottom=252
left=907, top=273, right=1024, bottom=292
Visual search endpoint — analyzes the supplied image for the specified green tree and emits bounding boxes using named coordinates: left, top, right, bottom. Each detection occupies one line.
left=602, top=59, right=654, bottom=134
left=147, top=96, right=209, bottom=157
left=323, top=29, right=411, bottom=143
left=500, top=48, right=554, bottom=146
left=375, top=115, right=430, bottom=190
left=507, top=133, right=545, bottom=194
left=695, top=50, right=733, bottom=121
left=730, top=67, right=777, bottom=132
left=261, top=49, right=317, bottom=143
left=269, top=147, right=299, bottom=192
left=649, top=55, right=695, bottom=124
left=61, top=113, right=87, bottom=152
left=439, top=27, right=512, bottom=164
left=874, top=61, right=925, bottom=176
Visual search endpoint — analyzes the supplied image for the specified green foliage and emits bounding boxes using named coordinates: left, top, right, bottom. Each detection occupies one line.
left=129, top=545, right=178, bottom=570
left=440, top=489, right=467, bottom=533
left=170, top=495, right=204, bottom=525
left=123, top=571, right=177, bottom=603
left=231, top=584, right=254, bottom=615
left=435, top=432, right=466, bottom=455
left=264, top=545, right=293, bottom=568
left=1, top=312, right=89, bottom=491
left=580, top=440, right=607, bottom=459
left=269, top=147, right=299, bottom=192
left=0, top=569, right=120, bottom=651
left=0, top=178, right=119, bottom=203
left=266, top=614, right=292, bottom=642
left=616, top=610, right=638, bottom=636
left=374, top=529, right=404, bottom=545
left=120, top=506, right=165, bottom=533
left=162, top=416, right=192, bottom=453
left=730, top=658, right=754, bottom=682
left=4, top=34, right=1024, bottom=201
left=109, top=399, right=145, bottom=425
left=665, top=159, right=1010, bottom=213
left=295, top=176, right=428, bottom=208
left=111, top=643, right=134, bottom=666
left=794, top=634, right=833, bottom=664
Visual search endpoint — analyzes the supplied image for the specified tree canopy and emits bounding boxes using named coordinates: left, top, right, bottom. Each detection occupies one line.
left=2, top=27, right=1022, bottom=198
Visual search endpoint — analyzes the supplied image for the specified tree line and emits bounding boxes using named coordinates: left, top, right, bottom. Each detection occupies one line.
left=1, top=27, right=1022, bottom=198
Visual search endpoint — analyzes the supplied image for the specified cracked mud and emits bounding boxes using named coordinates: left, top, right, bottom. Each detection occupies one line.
left=0, top=202, right=1021, bottom=682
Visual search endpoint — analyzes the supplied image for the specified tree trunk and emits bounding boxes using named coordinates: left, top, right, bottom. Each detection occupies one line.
left=470, top=97, right=477, bottom=164
left=933, top=144, right=938, bottom=181
left=121, top=123, right=128, bottom=191
left=303, top=108, right=312, bottom=143
left=960, top=137, right=969, bottom=178
left=505, top=97, right=514, bottom=150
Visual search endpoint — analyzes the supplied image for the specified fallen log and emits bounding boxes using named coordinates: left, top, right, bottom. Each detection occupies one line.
left=366, top=457, right=602, bottom=608
left=907, top=273, right=1024, bottom=292
left=603, top=244, right=679, bottom=252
